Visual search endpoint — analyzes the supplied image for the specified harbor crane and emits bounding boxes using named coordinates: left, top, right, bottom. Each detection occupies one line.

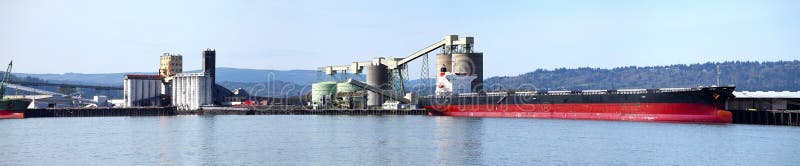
left=1, top=61, right=13, bottom=99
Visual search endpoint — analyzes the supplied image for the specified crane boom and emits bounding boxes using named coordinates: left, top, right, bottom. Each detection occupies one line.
left=1, top=61, right=12, bottom=98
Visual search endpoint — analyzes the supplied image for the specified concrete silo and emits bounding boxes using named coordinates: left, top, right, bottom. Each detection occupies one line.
left=365, top=64, right=389, bottom=108
left=452, top=53, right=484, bottom=92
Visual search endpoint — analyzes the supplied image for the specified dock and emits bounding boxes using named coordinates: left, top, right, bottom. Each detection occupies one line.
left=23, top=107, right=430, bottom=118
left=180, top=107, right=430, bottom=116
left=730, top=110, right=800, bottom=126
left=726, top=91, right=800, bottom=126
left=25, top=107, right=177, bottom=118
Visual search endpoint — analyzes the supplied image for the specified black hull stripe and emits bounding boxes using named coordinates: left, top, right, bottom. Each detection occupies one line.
left=421, top=87, right=735, bottom=106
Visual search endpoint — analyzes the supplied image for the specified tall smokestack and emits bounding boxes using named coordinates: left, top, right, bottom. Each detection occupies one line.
left=202, top=48, right=216, bottom=82
left=202, top=48, right=217, bottom=105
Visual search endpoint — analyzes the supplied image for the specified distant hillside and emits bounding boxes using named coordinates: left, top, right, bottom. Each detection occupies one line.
left=214, top=68, right=318, bottom=85
left=8, top=68, right=318, bottom=98
left=13, top=67, right=318, bottom=86
left=13, top=72, right=152, bottom=86
left=7, top=60, right=799, bottom=98
left=2, top=73, right=48, bottom=83
left=217, top=81, right=311, bottom=97
left=485, top=61, right=800, bottom=91
left=0, top=72, right=123, bottom=98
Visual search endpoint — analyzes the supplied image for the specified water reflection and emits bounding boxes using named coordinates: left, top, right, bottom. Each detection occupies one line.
left=155, top=115, right=218, bottom=165
left=200, top=116, right=217, bottom=165
left=158, top=116, right=173, bottom=165
left=434, top=117, right=484, bottom=165
left=2, top=116, right=799, bottom=165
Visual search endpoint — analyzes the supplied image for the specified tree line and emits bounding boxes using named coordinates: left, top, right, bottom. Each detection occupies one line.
left=484, top=60, right=800, bottom=91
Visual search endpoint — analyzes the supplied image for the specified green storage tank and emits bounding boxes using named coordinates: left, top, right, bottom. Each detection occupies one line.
left=336, top=82, right=362, bottom=93
left=312, top=81, right=337, bottom=104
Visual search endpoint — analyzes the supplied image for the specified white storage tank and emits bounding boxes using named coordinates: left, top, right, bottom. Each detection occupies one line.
left=123, top=74, right=164, bottom=107
left=172, top=73, right=214, bottom=110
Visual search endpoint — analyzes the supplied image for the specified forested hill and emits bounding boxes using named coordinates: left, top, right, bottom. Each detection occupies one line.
left=484, top=60, right=800, bottom=91
left=5, top=60, right=799, bottom=98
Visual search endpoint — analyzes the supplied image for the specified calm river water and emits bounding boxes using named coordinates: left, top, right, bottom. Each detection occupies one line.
left=1, top=115, right=799, bottom=165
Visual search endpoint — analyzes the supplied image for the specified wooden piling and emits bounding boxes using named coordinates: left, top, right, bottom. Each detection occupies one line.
left=730, top=109, right=800, bottom=126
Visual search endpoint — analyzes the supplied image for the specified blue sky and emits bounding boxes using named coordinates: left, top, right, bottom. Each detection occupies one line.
left=1, top=0, right=798, bottom=77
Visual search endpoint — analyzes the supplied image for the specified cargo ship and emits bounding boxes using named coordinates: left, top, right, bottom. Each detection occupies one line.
left=1, top=61, right=30, bottom=119
left=420, top=65, right=735, bottom=123
left=0, top=99, right=31, bottom=119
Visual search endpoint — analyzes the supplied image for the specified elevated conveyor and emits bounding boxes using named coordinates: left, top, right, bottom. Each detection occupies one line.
left=318, top=35, right=474, bottom=74
left=346, top=79, right=410, bottom=104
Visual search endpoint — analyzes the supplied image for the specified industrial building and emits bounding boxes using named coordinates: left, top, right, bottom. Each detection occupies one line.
left=168, top=48, right=218, bottom=110
left=202, top=49, right=216, bottom=84
left=115, top=48, right=220, bottom=110
left=727, top=91, right=800, bottom=111
left=335, top=82, right=366, bottom=109
left=93, top=95, right=109, bottom=107
left=311, top=81, right=336, bottom=107
left=172, top=73, right=214, bottom=110
left=725, top=91, right=800, bottom=126
left=159, top=53, right=183, bottom=82
left=222, top=88, right=253, bottom=106
left=314, top=35, right=480, bottom=109
left=4, top=95, right=77, bottom=108
left=159, top=53, right=182, bottom=106
left=123, top=74, right=164, bottom=107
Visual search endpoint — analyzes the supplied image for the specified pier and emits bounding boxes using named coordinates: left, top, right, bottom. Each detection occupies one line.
left=25, top=107, right=176, bottom=118
left=730, top=110, right=800, bottom=126
left=23, top=107, right=429, bottom=118
left=726, top=91, right=800, bottom=126
left=180, top=107, right=430, bottom=116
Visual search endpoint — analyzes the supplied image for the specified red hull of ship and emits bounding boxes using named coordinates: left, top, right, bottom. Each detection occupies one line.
left=425, top=103, right=732, bottom=123
left=0, top=110, right=24, bottom=119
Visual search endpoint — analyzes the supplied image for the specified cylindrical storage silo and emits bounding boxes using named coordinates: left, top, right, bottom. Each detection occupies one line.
left=365, top=64, right=389, bottom=107
left=312, top=81, right=337, bottom=104
left=336, top=82, right=363, bottom=93
left=337, top=82, right=364, bottom=109
left=436, top=53, right=452, bottom=72
left=452, top=53, right=484, bottom=92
